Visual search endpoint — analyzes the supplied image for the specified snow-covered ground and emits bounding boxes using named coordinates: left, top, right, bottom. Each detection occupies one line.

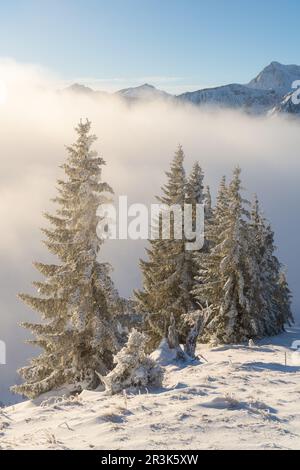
left=1, top=328, right=300, bottom=450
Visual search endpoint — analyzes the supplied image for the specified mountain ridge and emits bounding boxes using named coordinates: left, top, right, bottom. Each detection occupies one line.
left=64, top=62, right=300, bottom=116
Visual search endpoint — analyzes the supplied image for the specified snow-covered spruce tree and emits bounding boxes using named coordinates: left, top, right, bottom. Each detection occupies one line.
left=268, top=234, right=294, bottom=332
left=186, top=162, right=204, bottom=207
left=11, top=120, right=120, bottom=399
left=190, top=181, right=214, bottom=306
left=193, top=176, right=228, bottom=339
left=274, top=270, right=293, bottom=331
left=195, top=173, right=293, bottom=344
left=203, top=185, right=213, bottom=221
left=216, top=168, right=260, bottom=342
left=247, top=195, right=269, bottom=337
left=249, top=196, right=293, bottom=336
left=99, top=329, right=163, bottom=395
left=135, top=146, right=194, bottom=351
left=185, top=162, right=206, bottom=298
left=194, top=168, right=257, bottom=343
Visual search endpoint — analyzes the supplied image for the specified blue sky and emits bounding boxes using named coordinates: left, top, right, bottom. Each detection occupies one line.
left=0, top=0, right=300, bottom=91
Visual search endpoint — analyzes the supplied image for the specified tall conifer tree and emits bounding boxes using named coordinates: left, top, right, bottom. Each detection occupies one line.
left=249, top=195, right=293, bottom=336
left=12, top=121, right=120, bottom=398
left=194, top=168, right=254, bottom=343
left=136, top=146, right=193, bottom=350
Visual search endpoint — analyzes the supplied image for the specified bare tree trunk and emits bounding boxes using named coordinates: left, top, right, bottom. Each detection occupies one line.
left=184, top=316, right=203, bottom=358
left=184, top=304, right=213, bottom=359
left=167, top=313, right=186, bottom=360
left=167, top=313, right=179, bottom=349
left=166, top=305, right=212, bottom=361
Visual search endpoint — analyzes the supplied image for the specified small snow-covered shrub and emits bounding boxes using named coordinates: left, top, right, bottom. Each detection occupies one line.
left=100, top=329, right=163, bottom=395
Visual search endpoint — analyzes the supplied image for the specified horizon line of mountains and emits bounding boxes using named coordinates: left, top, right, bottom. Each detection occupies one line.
left=65, top=61, right=300, bottom=117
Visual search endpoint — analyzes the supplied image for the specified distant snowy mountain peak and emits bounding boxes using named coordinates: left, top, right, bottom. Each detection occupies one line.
left=248, top=61, right=300, bottom=96
left=116, top=83, right=171, bottom=100
left=177, top=83, right=279, bottom=115
left=139, top=83, right=155, bottom=89
left=65, top=83, right=95, bottom=94
left=178, top=61, right=300, bottom=115
left=64, top=62, right=300, bottom=116
left=118, top=83, right=155, bottom=93
left=64, top=83, right=108, bottom=98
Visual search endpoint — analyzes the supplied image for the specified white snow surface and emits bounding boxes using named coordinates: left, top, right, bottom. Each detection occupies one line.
left=1, top=328, right=300, bottom=450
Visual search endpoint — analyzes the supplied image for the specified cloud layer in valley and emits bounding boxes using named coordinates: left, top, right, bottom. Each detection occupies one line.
left=0, top=59, right=299, bottom=404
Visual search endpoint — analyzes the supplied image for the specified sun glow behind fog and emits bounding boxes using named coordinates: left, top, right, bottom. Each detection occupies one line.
left=1, top=59, right=300, bottom=292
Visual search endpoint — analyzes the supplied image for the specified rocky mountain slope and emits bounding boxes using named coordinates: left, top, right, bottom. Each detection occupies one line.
left=177, top=83, right=279, bottom=114
left=269, top=91, right=300, bottom=116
